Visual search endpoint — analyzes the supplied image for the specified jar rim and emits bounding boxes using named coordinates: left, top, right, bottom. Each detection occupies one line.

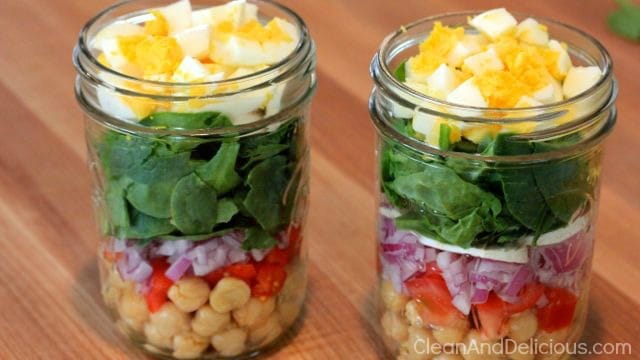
left=369, top=11, right=617, bottom=163
left=73, top=0, right=316, bottom=138
left=75, top=0, right=310, bottom=88
left=371, top=11, right=614, bottom=117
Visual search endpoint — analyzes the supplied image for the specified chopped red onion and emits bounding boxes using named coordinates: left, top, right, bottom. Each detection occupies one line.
left=165, top=254, right=192, bottom=282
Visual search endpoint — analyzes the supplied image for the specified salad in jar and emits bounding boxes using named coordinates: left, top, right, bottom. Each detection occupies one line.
left=371, top=8, right=615, bottom=360
left=74, top=0, right=315, bottom=358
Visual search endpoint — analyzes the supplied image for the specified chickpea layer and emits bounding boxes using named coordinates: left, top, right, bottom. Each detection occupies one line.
left=101, top=255, right=306, bottom=358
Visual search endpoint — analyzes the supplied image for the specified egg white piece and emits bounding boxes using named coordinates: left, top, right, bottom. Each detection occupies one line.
left=426, top=64, right=460, bottom=99
left=463, top=47, right=504, bottom=77
left=95, top=73, right=137, bottom=121
left=416, top=234, right=530, bottom=264
left=171, top=56, right=209, bottom=82
left=265, top=84, right=286, bottom=116
left=548, top=40, right=573, bottom=79
left=173, top=24, right=210, bottom=58
left=469, top=8, right=518, bottom=40
left=159, top=0, right=192, bottom=34
left=524, top=215, right=588, bottom=246
left=446, top=34, right=487, bottom=68
left=99, top=37, right=142, bottom=76
left=515, top=95, right=543, bottom=108
left=412, top=111, right=439, bottom=137
left=563, top=66, right=601, bottom=99
left=91, top=22, right=144, bottom=51
left=533, top=78, right=563, bottom=104
left=516, top=18, right=549, bottom=46
left=446, top=78, right=488, bottom=108
left=193, top=0, right=258, bottom=27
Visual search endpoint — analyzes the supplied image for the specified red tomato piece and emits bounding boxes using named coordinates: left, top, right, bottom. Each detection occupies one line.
left=474, top=292, right=509, bottom=340
left=226, top=263, right=258, bottom=284
left=265, top=248, right=290, bottom=266
left=506, top=283, right=545, bottom=315
left=252, top=264, right=287, bottom=297
left=537, top=287, right=578, bottom=332
left=203, top=267, right=225, bottom=286
left=146, top=259, right=173, bottom=313
left=404, top=273, right=465, bottom=327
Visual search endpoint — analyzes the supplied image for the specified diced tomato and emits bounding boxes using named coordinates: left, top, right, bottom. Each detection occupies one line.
left=404, top=273, right=465, bottom=327
left=203, top=267, right=225, bottom=286
left=265, top=248, right=290, bottom=266
left=226, top=263, right=258, bottom=284
left=252, top=264, right=287, bottom=297
left=506, top=283, right=545, bottom=315
left=146, top=259, right=173, bottom=313
left=474, top=292, right=509, bottom=340
left=537, top=287, right=578, bottom=332
left=285, top=224, right=302, bottom=258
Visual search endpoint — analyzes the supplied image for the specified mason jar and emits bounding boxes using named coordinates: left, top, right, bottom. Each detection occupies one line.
left=369, top=12, right=616, bottom=360
left=73, top=1, right=315, bottom=358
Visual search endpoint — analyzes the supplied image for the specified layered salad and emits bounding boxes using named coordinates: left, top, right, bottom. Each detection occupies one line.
left=378, top=9, right=602, bottom=359
left=85, top=1, right=309, bottom=358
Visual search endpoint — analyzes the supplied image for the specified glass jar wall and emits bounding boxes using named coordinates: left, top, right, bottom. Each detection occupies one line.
left=370, top=12, right=616, bottom=360
left=74, top=1, right=315, bottom=358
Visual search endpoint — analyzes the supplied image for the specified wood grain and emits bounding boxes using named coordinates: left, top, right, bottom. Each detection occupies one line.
left=0, top=0, right=638, bottom=359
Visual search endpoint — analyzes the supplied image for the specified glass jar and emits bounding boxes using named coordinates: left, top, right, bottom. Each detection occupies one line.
left=369, top=13, right=616, bottom=360
left=73, top=1, right=315, bottom=358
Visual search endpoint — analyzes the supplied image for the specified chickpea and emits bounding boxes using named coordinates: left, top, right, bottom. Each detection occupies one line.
left=172, top=332, right=210, bottom=359
left=118, top=289, right=149, bottom=332
left=248, top=314, right=283, bottom=347
left=209, top=278, right=251, bottom=313
left=168, top=277, right=210, bottom=313
left=461, top=330, right=502, bottom=360
left=405, top=300, right=424, bottom=328
left=382, top=311, right=409, bottom=343
left=233, top=297, right=276, bottom=328
left=148, top=303, right=190, bottom=338
left=399, top=326, right=438, bottom=360
left=144, top=322, right=173, bottom=349
left=508, top=310, right=538, bottom=342
left=381, top=280, right=409, bottom=313
left=433, top=322, right=469, bottom=345
left=191, top=305, right=230, bottom=337
left=102, top=267, right=127, bottom=309
left=211, top=328, right=247, bottom=357
left=506, top=341, right=534, bottom=360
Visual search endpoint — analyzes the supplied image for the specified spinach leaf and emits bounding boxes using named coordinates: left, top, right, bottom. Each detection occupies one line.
left=170, top=173, right=218, bottom=234
left=394, top=61, right=407, bottom=82
left=140, top=111, right=232, bottom=129
left=608, top=0, right=640, bottom=40
left=128, top=150, right=193, bottom=184
left=105, top=177, right=132, bottom=231
left=100, top=134, right=154, bottom=178
left=243, top=155, right=288, bottom=231
left=241, top=227, right=278, bottom=250
left=126, top=180, right=176, bottom=218
left=157, top=228, right=236, bottom=241
left=389, top=163, right=501, bottom=220
left=216, top=198, right=239, bottom=224
left=240, top=144, right=289, bottom=170
left=123, top=210, right=176, bottom=239
left=196, top=142, right=242, bottom=195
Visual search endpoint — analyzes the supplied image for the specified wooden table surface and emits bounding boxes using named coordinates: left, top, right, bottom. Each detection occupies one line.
left=0, top=0, right=638, bottom=359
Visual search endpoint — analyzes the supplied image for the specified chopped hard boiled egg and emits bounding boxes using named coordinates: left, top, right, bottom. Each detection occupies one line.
left=446, top=78, right=488, bottom=107
left=91, top=0, right=300, bottom=123
left=396, top=7, right=603, bottom=147
left=158, top=0, right=192, bottom=34
left=172, top=24, right=210, bottom=58
left=469, top=8, right=518, bottom=40
left=562, top=66, right=601, bottom=98
left=548, top=40, right=573, bottom=80
left=462, top=47, right=504, bottom=76
left=516, top=18, right=549, bottom=46
left=426, top=63, right=460, bottom=99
